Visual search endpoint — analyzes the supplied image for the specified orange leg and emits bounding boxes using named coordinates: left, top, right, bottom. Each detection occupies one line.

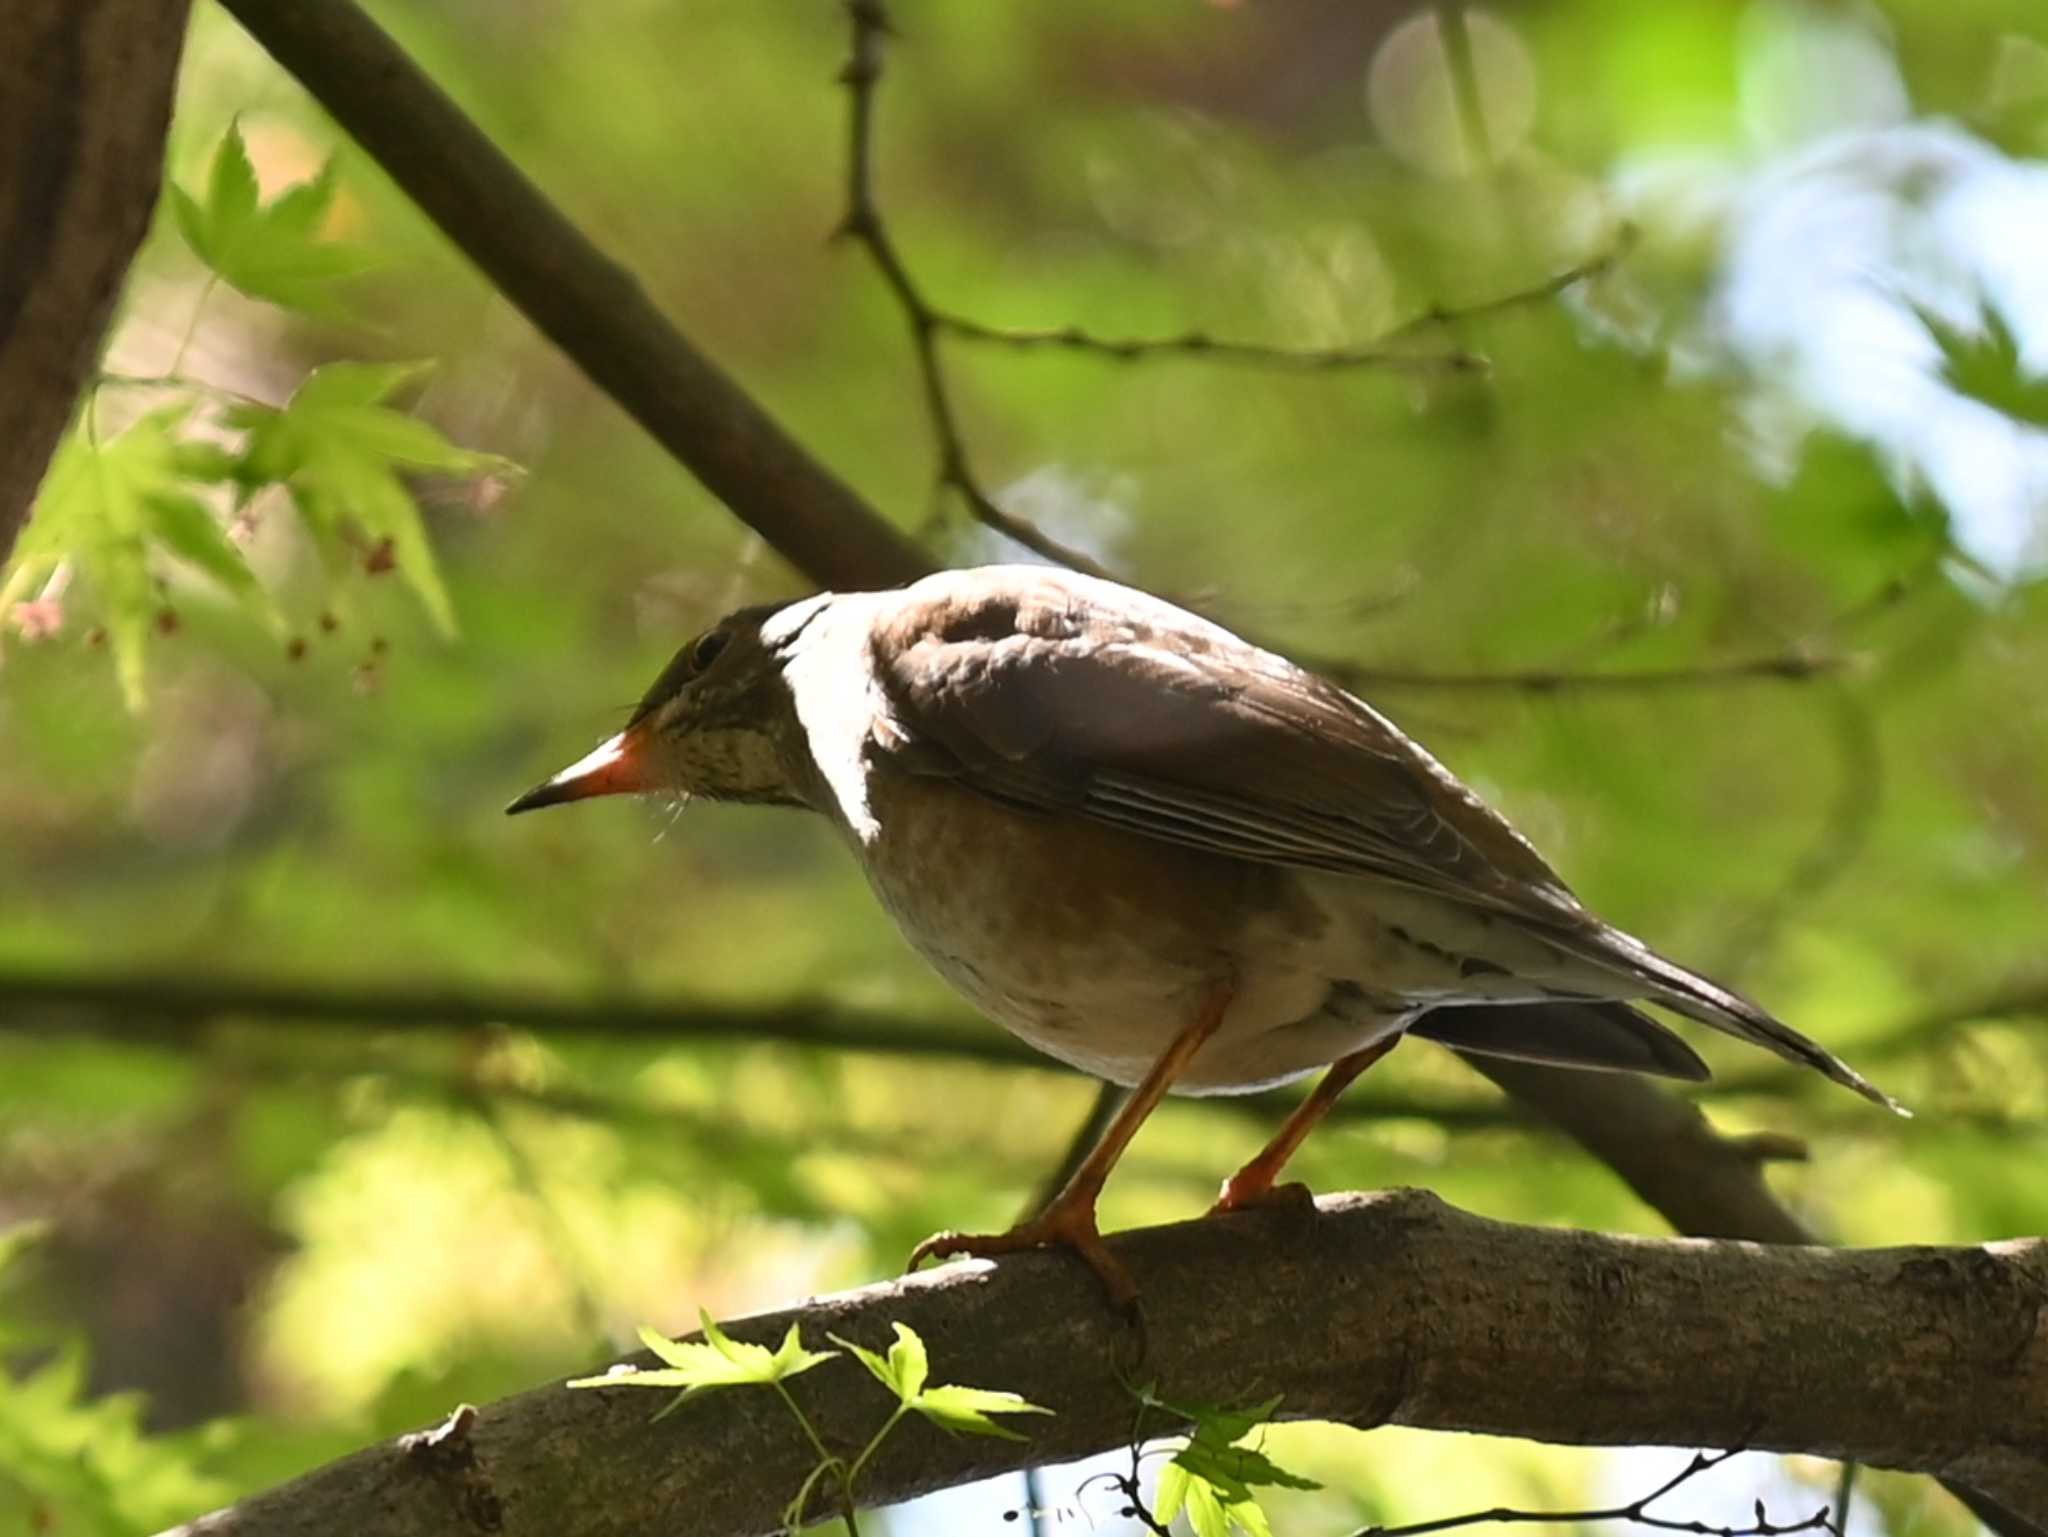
left=909, top=982, right=1233, bottom=1308
left=1209, top=1034, right=1401, bottom=1215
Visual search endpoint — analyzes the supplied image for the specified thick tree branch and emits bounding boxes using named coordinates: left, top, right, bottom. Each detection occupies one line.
left=161, top=1190, right=2048, bottom=1537
left=0, top=0, right=194, bottom=554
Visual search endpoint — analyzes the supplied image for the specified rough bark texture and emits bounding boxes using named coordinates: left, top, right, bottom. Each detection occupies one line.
left=0, top=0, right=194, bottom=553
left=163, top=1190, right=2048, bottom=1537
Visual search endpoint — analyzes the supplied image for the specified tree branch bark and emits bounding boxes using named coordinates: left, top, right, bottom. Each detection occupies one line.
left=161, top=1190, right=2048, bottom=1537
left=0, top=0, right=194, bottom=552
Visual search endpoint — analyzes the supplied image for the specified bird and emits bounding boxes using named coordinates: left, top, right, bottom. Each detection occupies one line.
left=508, top=564, right=1899, bottom=1304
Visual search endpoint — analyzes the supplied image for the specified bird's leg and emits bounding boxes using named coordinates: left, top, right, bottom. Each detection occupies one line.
left=1209, top=1034, right=1401, bottom=1215
left=908, top=981, right=1233, bottom=1308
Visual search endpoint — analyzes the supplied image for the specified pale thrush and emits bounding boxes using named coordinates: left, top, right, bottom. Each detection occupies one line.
left=510, top=565, right=1897, bottom=1302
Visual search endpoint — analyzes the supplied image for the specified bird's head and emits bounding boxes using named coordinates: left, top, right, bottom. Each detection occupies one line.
left=506, top=593, right=833, bottom=816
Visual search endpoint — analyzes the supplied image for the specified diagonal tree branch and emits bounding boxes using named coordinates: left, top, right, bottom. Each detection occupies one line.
left=212, top=0, right=928, bottom=595
left=160, top=1191, right=2048, bottom=1537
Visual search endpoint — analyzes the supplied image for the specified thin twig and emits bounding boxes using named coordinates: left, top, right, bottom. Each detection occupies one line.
left=927, top=234, right=1628, bottom=371
left=835, top=0, right=1115, bottom=577
left=929, top=310, right=1484, bottom=374
left=1307, top=556, right=1925, bottom=700
left=832, top=1, right=1621, bottom=576
left=1351, top=1449, right=1834, bottom=1537
left=95, top=369, right=280, bottom=415
left=1318, top=647, right=1844, bottom=694
left=1831, top=1461, right=1860, bottom=1537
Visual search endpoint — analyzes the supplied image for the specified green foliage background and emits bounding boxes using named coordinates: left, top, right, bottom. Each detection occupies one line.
left=1, top=0, right=2045, bottom=1531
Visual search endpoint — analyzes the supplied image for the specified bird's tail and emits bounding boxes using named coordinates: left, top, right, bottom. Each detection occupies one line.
left=1558, top=922, right=1907, bottom=1114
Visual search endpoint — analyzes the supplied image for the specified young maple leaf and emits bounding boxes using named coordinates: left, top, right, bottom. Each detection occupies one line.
left=1, top=408, right=273, bottom=708
left=230, top=361, right=507, bottom=637
left=169, top=122, right=379, bottom=320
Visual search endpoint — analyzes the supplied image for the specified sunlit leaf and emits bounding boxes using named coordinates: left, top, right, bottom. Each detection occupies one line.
left=910, top=1384, right=1050, bottom=1441
left=567, top=1313, right=834, bottom=1400
left=169, top=123, right=378, bottom=318
left=1148, top=1393, right=1314, bottom=1537
left=884, top=1321, right=928, bottom=1400
left=233, top=361, right=502, bottom=636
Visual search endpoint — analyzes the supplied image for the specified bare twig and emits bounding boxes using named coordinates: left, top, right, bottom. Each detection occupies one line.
left=930, top=310, right=1486, bottom=374
left=835, top=0, right=1114, bottom=577
left=832, top=1, right=1621, bottom=575
left=1351, top=1449, right=1835, bottom=1537
left=1319, top=647, right=1844, bottom=695
left=1370, top=232, right=1635, bottom=345
left=926, top=237, right=1621, bottom=369
left=1832, top=1460, right=1861, bottom=1537
left=95, top=368, right=277, bottom=412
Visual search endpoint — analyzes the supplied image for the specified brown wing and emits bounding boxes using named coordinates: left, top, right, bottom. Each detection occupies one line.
left=863, top=568, right=1596, bottom=933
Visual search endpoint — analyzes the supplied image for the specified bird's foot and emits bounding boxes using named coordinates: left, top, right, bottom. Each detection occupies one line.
left=908, top=1199, right=1137, bottom=1311
left=1207, top=1175, right=1317, bottom=1217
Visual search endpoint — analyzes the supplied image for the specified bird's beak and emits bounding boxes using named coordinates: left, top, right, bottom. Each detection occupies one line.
left=506, top=726, right=652, bottom=814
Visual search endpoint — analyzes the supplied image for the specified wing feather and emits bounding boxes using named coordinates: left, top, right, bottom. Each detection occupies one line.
left=865, top=569, right=1586, bottom=928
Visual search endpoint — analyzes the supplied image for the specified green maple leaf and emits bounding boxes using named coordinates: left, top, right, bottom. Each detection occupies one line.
left=566, top=1313, right=837, bottom=1399
left=830, top=1323, right=1052, bottom=1440
left=1147, top=1393, right=1317, bottom=1537
left=2, top=408, right=274, bottom=709
left=831, top=1321, right=929, bottom=1402
left=169, top=122, right=379, bottom=318
left=230, top=361, right=500, bottom=637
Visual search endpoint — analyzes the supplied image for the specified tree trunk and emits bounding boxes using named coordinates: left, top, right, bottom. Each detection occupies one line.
left=0, top=0, right=193, bottom=552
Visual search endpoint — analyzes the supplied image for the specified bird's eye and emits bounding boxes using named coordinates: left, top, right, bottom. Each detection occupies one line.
left=689, top=629, right=730, bottom=674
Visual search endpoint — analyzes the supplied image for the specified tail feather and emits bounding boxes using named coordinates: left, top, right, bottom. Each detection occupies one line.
left=1556, top=922, right=1908, bottom=1115
left=1411, top=1000, right=1711, bottom=1082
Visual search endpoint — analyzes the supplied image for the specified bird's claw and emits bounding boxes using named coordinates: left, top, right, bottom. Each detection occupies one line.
left=909, top=1202, right=1138, bottom=1312
left=1207, top=1176, right=1317, bottom=1217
